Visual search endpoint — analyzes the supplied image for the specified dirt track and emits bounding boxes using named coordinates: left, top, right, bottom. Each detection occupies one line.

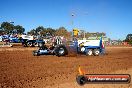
left=0, top=47, right=132, bottom=88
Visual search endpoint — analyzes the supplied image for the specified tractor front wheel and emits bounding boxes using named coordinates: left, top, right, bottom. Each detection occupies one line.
left=33, top=50, right=39, bottom=56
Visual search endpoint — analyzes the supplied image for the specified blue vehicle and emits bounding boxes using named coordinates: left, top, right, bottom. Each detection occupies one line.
left=21, top=39, right=44, bottom=47
left=76, top=37, right=105, bottom=56
left=33, top=44, right=68, bottom=56
left=33, top=37, right=105, bottom=57
left=10, top=37, right=20, bottom=43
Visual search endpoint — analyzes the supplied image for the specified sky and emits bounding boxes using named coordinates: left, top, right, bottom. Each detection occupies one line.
left=0, top=0, right=132, bottom=40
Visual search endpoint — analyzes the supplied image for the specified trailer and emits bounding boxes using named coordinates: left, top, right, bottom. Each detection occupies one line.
left=76, top=37, right=105, bottom=56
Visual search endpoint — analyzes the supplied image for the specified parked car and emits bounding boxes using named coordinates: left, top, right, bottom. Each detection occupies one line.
left=22, top=39, right=44, bottom=47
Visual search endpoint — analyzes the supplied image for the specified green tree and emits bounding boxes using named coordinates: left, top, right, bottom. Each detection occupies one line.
left=97, top=32, right=106, bottom=37
left=46, top=28, right=56, bottom=36
left=125, top=34, right=132, bottom=41
left=14, top=25, right=25, bottom=34
left=55, top=27, right=71, bottom=38
left=27, top=26, right=71, bottom=38
left=36, top=26, right=44, bottom=35
left=85, top=32, right=91, bottom=38
left=27, top=29, right=36, bottom=35
left=28, top=26, right=45, bottom=36
left=1, top=22, right=14, bottom=34
left=125, top=34, right=132, bottom=45
left=39, top=27, right=56, bottom=37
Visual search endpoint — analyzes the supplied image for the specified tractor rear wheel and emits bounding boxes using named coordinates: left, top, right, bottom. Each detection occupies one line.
left=54, top=45, right=68, bottom=57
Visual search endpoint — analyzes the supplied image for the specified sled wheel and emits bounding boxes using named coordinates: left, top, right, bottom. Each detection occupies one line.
left=86, top=49, right=93, bottom=56
left=93, top=49, right=100, bottom=56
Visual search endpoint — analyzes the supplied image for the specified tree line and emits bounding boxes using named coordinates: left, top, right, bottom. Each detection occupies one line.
left=0, top=22, right=71, bottom=38
left=27, top=26, right=71, bottom=38
left=0, top=22, right=25, bottom=34
left=0, top=22, right=132, bottom=45
left=0, top=22, right=106, bottom=38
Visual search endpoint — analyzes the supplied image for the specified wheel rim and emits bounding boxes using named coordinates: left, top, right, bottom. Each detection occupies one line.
left=34, top=52, right=37, bottom=56
left=34, top=43, right=37, bottom=46
left=39, top=43, right=42, bottom=47
left=59, top=48, right=64, bottom=54
left=28, top=43, right=32, bottom=46
left=95, top=50, right=99, bottom=55
left=87, top=50, right=92, bottom=55
left=81, top=47, right=85, bottom=52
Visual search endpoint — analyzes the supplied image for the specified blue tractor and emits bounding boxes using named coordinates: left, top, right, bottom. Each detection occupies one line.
left=33, top=41, right=68, bottom=56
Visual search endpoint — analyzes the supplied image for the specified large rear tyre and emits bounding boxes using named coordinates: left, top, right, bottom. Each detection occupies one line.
left=93, top=49, right=100, bottom=56
left=54, top=45, right=68, bottom=57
